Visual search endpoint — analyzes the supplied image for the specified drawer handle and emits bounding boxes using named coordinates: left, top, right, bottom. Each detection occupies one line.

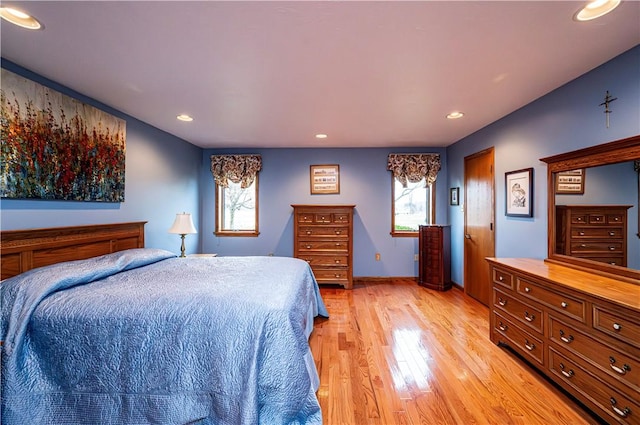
left=559, top=330, right=574, bottom=344
left=613, top=217, right=620, bottom=221
left=609, top=357, right=630, bottom=375
left=524, top=287, right=531, bottom=293
left=608, top=231, right=615, bottom=236
left=334, top=259, right=341, bottom=264
left=576, top=217, right=583, bottom=221
left=498, top=322, right=508, bottom=332
left=306, top=231, right=312, bottom=235
left=498, top=298, right=507, bottom=306
left=610, top=398, right=631, bottom=418
left=335, top=243, right=341, bottom=247
left=524, top=311, right=535, bottom=322
left=498, top=276, right=504, bottom=281
left=578, top=231, right=585, bottom=236
left=335, top=230, right=342, bottom=235
left=334, top=274, right=341, bottom=278
left=306, top=245, right=312, bottom=249
left=580, top=244, right=587, bottom=248
left=595, top=217, right=601, bottom=221
left=613, top=323, right=622, bottom=331
left=320, top=216, right=326, bottom=220
left=524, top=340, right=535, bottom=351
left=560, top=301, right=568, bottom=308
left=559, top=363, right=574, bottom=378
left=608, top=246, right=616, bottom=251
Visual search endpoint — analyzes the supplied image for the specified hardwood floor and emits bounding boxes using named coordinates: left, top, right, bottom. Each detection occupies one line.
left=309, top=279, right=601, bottom=425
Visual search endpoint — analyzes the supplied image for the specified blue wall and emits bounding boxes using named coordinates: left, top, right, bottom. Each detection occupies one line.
left=201, top=147, right=448, bottom=277
left=0, top=60, right=202, bottom=256
left=446, top=45, right=640, bottom=286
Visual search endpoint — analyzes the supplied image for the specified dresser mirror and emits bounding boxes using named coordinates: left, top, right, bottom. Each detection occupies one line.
left=541, top=134, right=640, bottom=283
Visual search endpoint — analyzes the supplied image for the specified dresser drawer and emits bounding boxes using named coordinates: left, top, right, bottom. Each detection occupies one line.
left=594, top=305, right=640, bottom=350
left=492, top=267, right=514, bottom=290
left=493, top=312, right=544, bottom=365
left=517, top=277, right=586, bottom=322
left=570, top=241, right=624, bottom=254
left=298, top=226, right=349, bottom=238
left=549, top=347, right=640, bottom=425
left=300, top=255, right=348, bottom=267
left=550, top=316, right=639, bottom=392
left=494, top=288, right=542, bottom=333
left=571, top=227, right=624, bottom=239
left=313, top=268, right=350, bottom=283
left=297, top=240, right=348, bottom=252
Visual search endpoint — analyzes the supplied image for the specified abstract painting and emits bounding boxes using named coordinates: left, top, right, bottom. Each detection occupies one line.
left=1, top=69, right=126, bottom=202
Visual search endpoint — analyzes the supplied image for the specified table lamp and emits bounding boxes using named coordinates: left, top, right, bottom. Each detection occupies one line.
left=168, top=212, right=197, bottom=257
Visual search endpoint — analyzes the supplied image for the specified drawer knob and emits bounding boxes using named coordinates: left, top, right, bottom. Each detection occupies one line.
left=559, top=330, right=574, bottom=344
left=610, top=398, right=631, bottom=418
left=498, top=322, right=508, bottom=332
left=335, top=243, right=341, bottom=247
left=559, top=363, right=574, bottom=378
left=335, top=230, right=342, bottom=235
left=306, top=245, right=312, bottom=249
left=609, top=357, right=630, bottom=375
left=306, top=231, right=312, bottom=235
left=576, top=217, right=583, bottom=221
left=524, top=340, right=535, bottom=351
left=609, top=231, right=615, bottom=236
left=498, top=276, right=504, bottom=281
left=580, top=244, right=587, bottom=248
left=334, top=274, right=341, bottom=278
left=524, top=311, right=535, bottom=322
left=579, top=231, right=585, bottom=236
left=613, top=323, right=622, bottom=331
left=498, top=298, right=507, bottom=306
left=561, top=301, right=568, bottom=308
left=335, top=259, right=341, bottom=264
left=524, top=287, right=531, bottom=293
left=608, top=246, right=616, bottom=251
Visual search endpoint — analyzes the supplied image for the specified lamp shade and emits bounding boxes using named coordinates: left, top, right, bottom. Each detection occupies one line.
left=168, top=213, right=197, bottom=234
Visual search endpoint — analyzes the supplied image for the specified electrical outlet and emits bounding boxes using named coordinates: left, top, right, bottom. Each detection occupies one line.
left=375, top=253, right=381, bottom=261
left=414, top=254, right=419, bottom=262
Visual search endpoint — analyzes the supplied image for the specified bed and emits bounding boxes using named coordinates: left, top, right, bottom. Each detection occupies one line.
left=1, top=222, right=328, bottom=425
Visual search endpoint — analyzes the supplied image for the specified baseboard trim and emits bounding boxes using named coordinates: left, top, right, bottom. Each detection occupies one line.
left=353, top=276, right=417, bottom=283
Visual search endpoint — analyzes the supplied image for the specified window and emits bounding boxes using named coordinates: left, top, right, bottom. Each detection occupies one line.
left=211, top=154, right=261, bottom=237
left=387, top=153, right=441, bottom=237
left=391, top=177, right=435, bottom=236
left=215, top=178, right=259, bottom=236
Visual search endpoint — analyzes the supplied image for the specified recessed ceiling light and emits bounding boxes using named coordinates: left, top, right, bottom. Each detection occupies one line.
left=0, top=7, right=42, bottom=30
left=177, top=114, right=193, bottom=122
left=315, top=134, right=328, bottom=139
left=446, top=111, right=464, bottom=120
left=574, top=0, right=621, bottom=21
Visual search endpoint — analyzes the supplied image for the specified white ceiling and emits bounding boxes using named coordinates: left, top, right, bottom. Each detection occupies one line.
left=1, top=1, right=639, bottom=149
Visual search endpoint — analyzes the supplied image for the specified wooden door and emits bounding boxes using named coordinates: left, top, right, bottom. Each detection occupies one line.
left=464, top=148, right=495, bottom=306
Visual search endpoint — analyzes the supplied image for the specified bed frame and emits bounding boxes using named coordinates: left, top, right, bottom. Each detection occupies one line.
left=0, top=222, right=146, bottom=280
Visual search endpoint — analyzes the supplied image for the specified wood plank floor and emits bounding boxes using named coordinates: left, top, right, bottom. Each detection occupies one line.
left=309, top=279, right=601, bottom=425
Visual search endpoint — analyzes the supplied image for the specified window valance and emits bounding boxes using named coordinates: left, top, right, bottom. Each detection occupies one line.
left=210, top=154, right=262, bottom=188
left=387, top=153, right=441, bottom=187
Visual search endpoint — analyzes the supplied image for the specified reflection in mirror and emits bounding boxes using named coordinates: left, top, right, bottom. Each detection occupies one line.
left=553, top=161, right=639, bottom=270
left=541, top=135, right=640, bottom=283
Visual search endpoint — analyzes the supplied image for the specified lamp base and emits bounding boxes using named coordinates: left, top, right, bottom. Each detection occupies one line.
left=179, top=234, right=186, bottom=257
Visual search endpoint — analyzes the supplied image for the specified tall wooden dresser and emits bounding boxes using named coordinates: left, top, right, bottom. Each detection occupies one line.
left=418, top=225, right=451, bottom=291
left=487, top=258, right=640, bottom=425
left=292, top=204, right=355, bottom=289
left=555, top=205, right=631, bottom=267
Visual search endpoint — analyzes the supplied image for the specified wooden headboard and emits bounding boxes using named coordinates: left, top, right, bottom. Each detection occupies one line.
left=0, top=222, right=146, bottom=280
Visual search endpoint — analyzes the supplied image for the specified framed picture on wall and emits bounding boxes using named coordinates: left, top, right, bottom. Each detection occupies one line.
left=449, top=187, right=459, bottom=205
left=555, top=168, right=585, bottom=194
left=505, top=168, right=533, bottom=217
left=310, top=164, right=340, bottom=194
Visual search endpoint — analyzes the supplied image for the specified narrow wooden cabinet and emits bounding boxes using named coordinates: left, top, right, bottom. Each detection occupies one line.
left=418, top=225, right=451, bottom=291
left=555, top=205, right=631, bottom=267
left=487, top=258, right=640, bottom=425
left=292, top=205, right=355, bottom=289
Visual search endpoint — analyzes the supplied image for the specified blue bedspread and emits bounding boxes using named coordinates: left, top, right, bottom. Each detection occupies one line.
left=1, top=249, right=328, bottom=425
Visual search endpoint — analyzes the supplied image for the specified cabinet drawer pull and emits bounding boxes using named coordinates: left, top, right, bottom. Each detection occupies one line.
left=560, top=301, right=568, bottom=308
left=559, top=363, right=574, bottom=378
left=498, top=322, right=508, bottom=332
left=524, top=340, right=535, bottom=351
left=524, top=312, right=535, bottom=322
left=524, top=287, right=531, bottom=293
left=334, top=274, right=341, bottom=278
left=335, top=243, right=341, bottom=247
left=609, top=357, right=630, bottom=375
left=335, top=259, right=341, bottom=264
left=608, top=246, right=616, bottom=251
left=559, top=330, right=574, bottom=344
left=609, top=231, right=615, bottom=236
left=498, top=298, right=507, bottom=306
left=498, top=276, right=504, bottom=281
left=610, top=398, right=631, bottom=418
left=306, top=231, right=312, bottom=235
left=335, top=230, right=342, bottom=235
left=578, top=231, right=585, bottom=236
left=306, top=245, right=312, bottom=249
left=613, top=322, right=622, bottom=331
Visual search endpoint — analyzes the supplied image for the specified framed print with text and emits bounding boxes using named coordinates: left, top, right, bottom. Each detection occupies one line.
left=310, top=164, right=340, bottom=194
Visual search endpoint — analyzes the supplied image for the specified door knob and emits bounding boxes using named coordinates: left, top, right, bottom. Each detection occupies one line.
left=465, top=234, right=472, bottom=239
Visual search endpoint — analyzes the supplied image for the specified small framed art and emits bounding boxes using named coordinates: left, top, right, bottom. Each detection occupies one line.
left=310, top=164, right=340, bottom=194
left=450, top=187, right=459, bottom=206
left=505, top=168, right=533, bottom=217
left=555, top=169, right=585, bottom=194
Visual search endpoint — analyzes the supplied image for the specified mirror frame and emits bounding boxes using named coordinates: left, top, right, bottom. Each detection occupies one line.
left=540, top=134, right=640, bottom=284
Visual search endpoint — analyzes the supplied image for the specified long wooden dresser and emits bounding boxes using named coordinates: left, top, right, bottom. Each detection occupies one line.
left=556, top=205, right=631, bottom=267
left=292, top=204, right=355, bottom=289
left=487, top=258, right=640, bottom=424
